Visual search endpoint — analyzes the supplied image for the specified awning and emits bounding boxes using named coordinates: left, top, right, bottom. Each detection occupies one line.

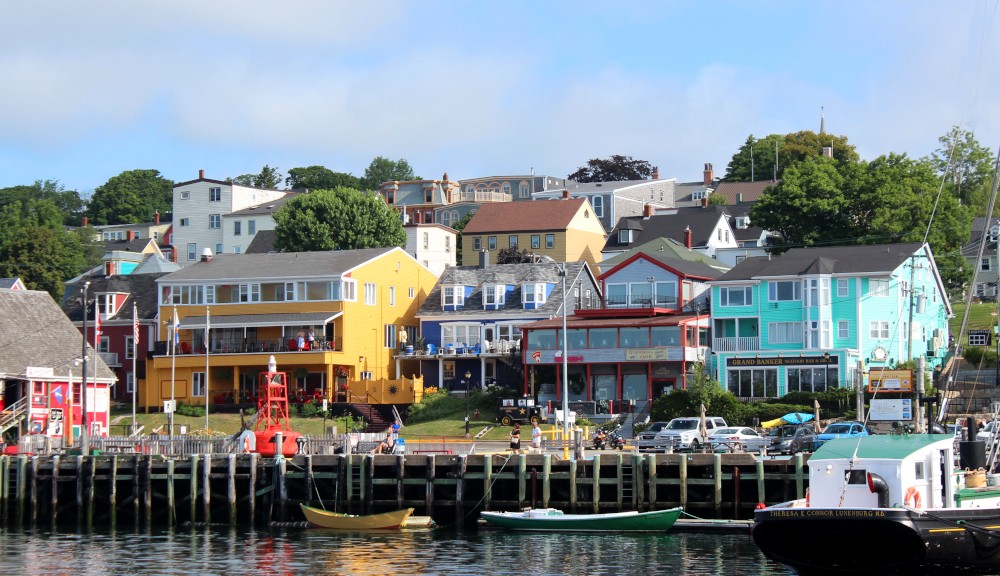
left=179, top=311, right=342, bottom=329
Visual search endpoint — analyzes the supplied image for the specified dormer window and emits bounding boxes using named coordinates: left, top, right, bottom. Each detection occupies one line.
left=619, top=229, right=632, bottom=244
left=692, top=190, right=705, bottom=201
left=483, top=284, right=506, bottom=307
left=522, top=283, right=547, bottom=306
left=735, top=216, right=749, bottom=229
left=443, top=285, right=465, bottom=307
left=990, top=224, right=1000, bottom=243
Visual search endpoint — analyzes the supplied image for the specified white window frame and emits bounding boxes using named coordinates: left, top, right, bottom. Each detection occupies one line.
left=591, top=195, right=603, bottom=217
left=484, top=284, right=506, bottom=307
left=180, top=191, right=191, bottom=200
left=408, top=287, right=415, bottom=298
left=180, top=218, right=190, bottom=227
left=473, top=237, right=482, bottom=251
left=837, top=278, right=849, bottom=298
left=342, top=279, right=357, bottom=302
left=869, top=279, right=890, bottom=297
left=248, top=220, right=256, bottom=235
left=719, top=286, right=753, bottom=306
left=769, top=280, right=801, bottom=302
left=187, top=243, right=197, bottom=261
left=441, top=323, right=482, bottom=348
left=768, top=322, right=803, bottom=344
left=364, top=282, right=377, bottom=305
left=209, top=214, right=221, bottom=229
left=209, top=187, right=221, bottom=202
left=518, top=181, right=530, bottom=198
left=192, top=372, right=206, bottom=397
left=126, top=373, right=134, bottom=394
left=522, top=283, right=547, bottom=305
left=389, top=286, right=395, bottom=307
left=239, top=283, right=260, bottom=303
left=619, top=229, right=632, bottom=243
left=125, top=336, right=135, bottom=359
left=838, top=320, right=849, bottom=339
left=869, top=320, right=890, bottom=339
left=443, top=285, right=465, bottom=306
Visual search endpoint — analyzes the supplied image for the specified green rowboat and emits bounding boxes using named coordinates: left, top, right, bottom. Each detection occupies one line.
left=479, top=507, right=682, bottom=532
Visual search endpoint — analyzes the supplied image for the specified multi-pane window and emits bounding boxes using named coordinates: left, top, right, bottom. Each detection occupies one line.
left=248, top=220, right=256, bottom=235
left=364, top=282, right=377, bottom=305
left=192, top=372, right=206, bottom=397
left=215, top=243, right=223, bottom=255
left=545, top=234, right=555, bottom=248
left=384, top=325, right=396, bottom=348
left=180, top=218, right=190, bottom=226
left=727, top=368, right=778, bottom=398
left=209, top=214, right=221, bottom=229
left=768, top=322, right=803, bottom=344
left=509, top=235, right=518, bottom=248
left=591, top=195, right=603, bottom=217
left=484, top=285, right=505, bottom=306
left=209, top=187, right=221, bottom=202
left=234, top=221, right=242, bottom=236
left=473, top=237, right=482, bottom=251
left=837, top=279, right=849, bottom=297
left=531, top=235, right=540, bottom=249
left=869, top=279, right=890, bottom=296
left=125, top=336, right=135, bottom=359
left=869, top=321, right=890, bottom=339
left=187, top=243, right=197, bottom=261
left=126, top=373, right=134, bottom=394
left=519, top=181, right=530, bottom=198
left=805, top=278, right=830, bottom=307
left=769, top=281, right=801, bottom=301
left=443, top=286, right=464, bottom=306
left=423, top=232, right=429, bottom=249
left=838, top=321, right=850, bottom=339
left=522, top=283, right=546, bottom=305
left=342, top=279, right=356, bottom=301
left=502, top=183, right=511, bottom=195
left=787, top=367, right=838, bottom=393
left=720, top=286, right=753, bottom=306
left=238, top=283, right=260, bottom=303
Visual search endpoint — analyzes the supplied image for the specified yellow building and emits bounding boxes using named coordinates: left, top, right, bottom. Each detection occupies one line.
left=143, top=247, right=437, bottom=411
left=460, top=195, right=606, bottom=271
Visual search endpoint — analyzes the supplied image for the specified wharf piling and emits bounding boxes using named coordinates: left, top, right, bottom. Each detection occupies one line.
left=0, top=452, right=809, bottom=529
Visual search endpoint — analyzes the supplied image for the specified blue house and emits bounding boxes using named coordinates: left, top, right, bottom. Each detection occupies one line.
left=708, top=242, right=951, bottom=399
left=414, top=259, right=600, bottom=391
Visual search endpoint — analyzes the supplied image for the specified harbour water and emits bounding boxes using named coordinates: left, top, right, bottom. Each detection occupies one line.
left=0, top=526, right=794, bottom=575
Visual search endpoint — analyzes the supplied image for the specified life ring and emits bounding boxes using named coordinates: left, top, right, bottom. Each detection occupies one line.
left=904, top=486, right=921, bottom=509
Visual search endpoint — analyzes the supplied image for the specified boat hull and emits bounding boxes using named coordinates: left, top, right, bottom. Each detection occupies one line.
left=480, top=507, right=682, bottom=532
left=300, top=504, right=414, bottom=530
left=753, top=505, right=1000, bottom=575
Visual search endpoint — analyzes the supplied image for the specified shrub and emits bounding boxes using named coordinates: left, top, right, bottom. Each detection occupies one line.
left=964, top=346, right=997, bottom=366
left=299, top=402, right=318, bottom=418
left=406, top=390, right=465, bottom=423
left=176, top=403, right=205, bottom=417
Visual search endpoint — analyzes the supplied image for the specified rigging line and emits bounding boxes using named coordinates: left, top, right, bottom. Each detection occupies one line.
left=940, top=144, right=1000, bottom=424
left=922, top=134, right=959, bottom=246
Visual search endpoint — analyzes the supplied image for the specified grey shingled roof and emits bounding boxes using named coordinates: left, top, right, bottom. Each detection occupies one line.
left=63, top=273, right=168, bottom=326
left=714, top=243, right=925, bottom=281
left=604, top=206, right=731, bottom=251
left=601, top=237, right=730, bottom=272
left=157, top=247, right=398, bottom=282
left=0, top=289, right=116, bottom=381
left=245, top=230, right=278, bottom=253
left=418, top=262, right=596, bottom=319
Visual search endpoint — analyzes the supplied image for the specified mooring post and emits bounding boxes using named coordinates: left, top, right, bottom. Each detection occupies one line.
left=277, top=456, right=288, bottom=522
left=202, top=454, right=212, bottom=524
left=713, top=453, right=723, bottom=515
left=518, top=454, right=527, bottom=510
left=481, top=455, right=491, bottom=511
left=456, top=454, right=467, bottom=527
left=591, top=453, right=601, bottom=513
left=679, top=455, right=688, bottom=511
left=248, top=453, right=258, bottom=525
left=109, top=455, right=118, bottom=530
left=542, top=454, right=551, bottom=508
left=304, top=454, right=314, bottom=507
left=633, top=453, right=645, bottom=511
left=228, top=454, right=237, bottom=526
left=167, top=458, right=176, bottom=528
left=616, top=454, right=624, bottom=511
left=755, top=457, right=766, bottom=507
left=132, top=455, right=140, bottom=531
left=396, top=454, right=405, bottom=511
left=30, top=456, right=38, bottom=527
left=569, top=458, right=578, bottom=511
left=647, top=454, right=658, bottom=509
left=73, top=455, right=82, bottom=530
left=794, top=452, right=805, bottom=499
left=733, top=467, right=741, bottom=518
left=50, top=454, right=60, bottom=528
left=142, top=456, right=152, bottom=530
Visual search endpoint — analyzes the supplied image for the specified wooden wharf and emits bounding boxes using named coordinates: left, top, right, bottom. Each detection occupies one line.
left=0, top=452, right=810, bottom=529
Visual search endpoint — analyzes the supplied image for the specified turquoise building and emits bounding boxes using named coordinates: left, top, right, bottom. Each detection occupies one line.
left=708, top=243, right=951, bottom=398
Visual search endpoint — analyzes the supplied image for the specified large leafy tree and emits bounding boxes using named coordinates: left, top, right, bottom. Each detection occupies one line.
left=928, top=126, right=996, bottom=216
left=88, top=169, right=173, bottom=225
left=273, top=187, right=406, bottom=252
left=0, top=180, right=85, bottom=225
left=0, top=198, right=95, bottom=299
left=285, top=166, right=362, bottom=191
left=723, top=131, right=859, bottom=182
left=230, top=165, right=283, bottom=189
left=361, top=157, right=417, bottom=190
left=567, top=155, right=653, bottom=182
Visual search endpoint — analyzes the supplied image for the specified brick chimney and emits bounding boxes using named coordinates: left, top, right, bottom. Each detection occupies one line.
left=702, top=196, right=709, bottom=208
left=199, top=169, right=205, bottom=179
left=126, top=230, right=136, bottom=241
left=651, top=166, right=659, bottom=180
left=442, top=172, right=448, bottom=182
left=684, top=226, right=692, bottom=249
left=81, top=216, right=89, bottom=227
left=643, top=204, right=654, bottom=218
left=154, top=210, right=160, bottom=224
left=703, top=163, right=714, bottom=185
left=562, top=189, right=570, bottom=199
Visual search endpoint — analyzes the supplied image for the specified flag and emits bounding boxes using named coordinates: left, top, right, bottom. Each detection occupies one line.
left=133, top=303, right=140, bottom=344
left=94, top=306, right=101, bottom=338
left=172, top=307, right=180, bottom=346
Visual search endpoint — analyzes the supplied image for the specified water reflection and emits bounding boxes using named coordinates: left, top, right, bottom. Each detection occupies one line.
left=0, top=526, right=793, bottom=576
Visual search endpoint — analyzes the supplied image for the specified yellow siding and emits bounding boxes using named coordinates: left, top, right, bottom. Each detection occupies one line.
left=144, top=248, right=437, bottom=410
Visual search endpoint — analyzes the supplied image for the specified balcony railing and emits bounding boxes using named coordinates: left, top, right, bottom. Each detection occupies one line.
left=712, top=336, right=760, bottom=352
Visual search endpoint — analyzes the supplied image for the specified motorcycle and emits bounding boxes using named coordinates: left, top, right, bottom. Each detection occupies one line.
left=607, top=430, right=626, bottom=450
left=592, top=429, right=608, bottom=450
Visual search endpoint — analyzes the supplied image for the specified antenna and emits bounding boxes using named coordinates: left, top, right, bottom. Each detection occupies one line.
left=774, top=140, right=778, bottom=181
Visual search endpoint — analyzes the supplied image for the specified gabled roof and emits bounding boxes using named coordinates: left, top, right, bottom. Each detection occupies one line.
left=100, top=237, right=157, bottom=254
left=461, top=199, right=589, bottom=234
left=601, top=237, right=730, bottom=272
left=0, top=289, right=116, bottom=381
left=714, top=242, right=925, bottom=281
left=604, top=206, right=731, bottom=251
left=712, top=180, right=777, bottom=205
left=228, top=194, right=295, bottom=216
left=0, top=277, right=26, bottom=290
left=418, top=262, right=594, bottom=319
left=63, top=273, right=168, bottom=324
left=961, top=216, right=998, bottom=257
left=157, top=247, right=399, bottom=282
left=601, top=251, right=726, bottom=281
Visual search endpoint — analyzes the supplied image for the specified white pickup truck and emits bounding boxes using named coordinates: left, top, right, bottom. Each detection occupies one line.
left=639, top=416, right=729, bottom=451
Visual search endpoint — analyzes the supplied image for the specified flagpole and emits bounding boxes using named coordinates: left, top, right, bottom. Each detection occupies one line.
left=92, top=299, right=99, bottom=441
left=205, top=306, right=210, bottom=431
left=132, top=302, right=138, bottom=435
left=170, top=305, right=177, bottom=436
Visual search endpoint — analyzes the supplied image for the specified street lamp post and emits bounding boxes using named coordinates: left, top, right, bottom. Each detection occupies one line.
left=465, top=370, right=472, bottom=437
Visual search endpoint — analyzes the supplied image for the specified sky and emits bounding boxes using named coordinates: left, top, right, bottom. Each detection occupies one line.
left=1, top=1, right=998, bottom=195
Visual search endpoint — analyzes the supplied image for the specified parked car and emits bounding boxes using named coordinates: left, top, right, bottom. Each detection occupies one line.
left=766, top=424, right=817, bottom=454
left=708, top=427, right=767, bottom=452
left=651, top=416, right=728, bottom=451
left=636, top=421, right=671, bottom=451
left=813, top=421, right=872, bottom=449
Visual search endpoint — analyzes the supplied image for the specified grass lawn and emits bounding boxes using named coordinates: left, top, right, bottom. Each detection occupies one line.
left=951, top=302, right=999, bottom=335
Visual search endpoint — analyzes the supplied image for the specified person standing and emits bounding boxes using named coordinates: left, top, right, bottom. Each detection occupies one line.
left=307, top=328, right=316, bottom=350
left=509, top=423, right=521, bottom=454
left=531, top=422, right=542, bottom=452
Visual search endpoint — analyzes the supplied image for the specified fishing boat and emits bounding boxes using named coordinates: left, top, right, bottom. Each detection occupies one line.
left=752, top=434, right=1000, bottom=575
left=480, top=506, right=682, bottom=532
left=300, top=504, right=414, bottom=530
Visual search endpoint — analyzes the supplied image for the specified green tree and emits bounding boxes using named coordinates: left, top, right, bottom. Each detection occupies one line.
left=0, top=180, right=85, bottom=225
left=87, top=169, right=173, bottom=225
left=285, top=166, right=362, bottom=191
left=230, top=165, right=283, bottom=189
left=273, top=187, right=406, bottom=252
left=723, top=131, right=859, bottom=182
left=495, top=247, right=534, bottom=264
left=361, top=157, right=417, bottom=190
left=567, top=155, right=653, bottom=182
left=929, top=126, right=996, bottom=216
left=452, top=211, right=475, bottom=264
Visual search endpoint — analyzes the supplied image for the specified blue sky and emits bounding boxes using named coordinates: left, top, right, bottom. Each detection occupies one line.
left=1, top=1, right=997, bottom=194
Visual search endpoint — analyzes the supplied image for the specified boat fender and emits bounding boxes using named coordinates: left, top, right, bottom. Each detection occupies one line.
left=866, top=472, right=890, bottom=508
left=805, top=488, right=810, bottom=508
left=904, top=486, right=921, bottom=509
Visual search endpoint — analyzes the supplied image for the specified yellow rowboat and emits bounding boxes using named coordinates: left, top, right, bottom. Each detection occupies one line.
left=300, top=504, right=414, bottom=530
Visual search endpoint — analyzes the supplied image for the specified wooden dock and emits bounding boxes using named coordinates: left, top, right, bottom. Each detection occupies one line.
left=0, top=452, right=809, bottom=529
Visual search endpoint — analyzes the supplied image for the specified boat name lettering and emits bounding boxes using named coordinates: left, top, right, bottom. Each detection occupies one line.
left=769, top=510, right=886, bottom=518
